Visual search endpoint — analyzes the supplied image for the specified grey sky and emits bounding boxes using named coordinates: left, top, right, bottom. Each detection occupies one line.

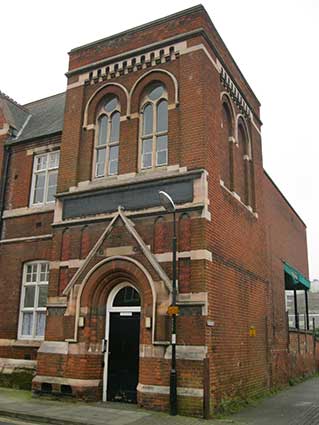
left=1, top=0, right=318, bottom=279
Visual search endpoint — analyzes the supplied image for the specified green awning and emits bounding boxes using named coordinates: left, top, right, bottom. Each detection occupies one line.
left=284, top=262, right=310, bottom=290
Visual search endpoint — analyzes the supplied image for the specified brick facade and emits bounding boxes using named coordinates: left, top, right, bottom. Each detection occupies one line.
left=0, top=5, right=316, bottom=417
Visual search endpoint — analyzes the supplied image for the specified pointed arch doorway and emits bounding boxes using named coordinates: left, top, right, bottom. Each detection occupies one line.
left=103, top=283, right=141, bottom=403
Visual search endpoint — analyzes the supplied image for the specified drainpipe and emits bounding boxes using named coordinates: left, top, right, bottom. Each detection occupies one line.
left=0, top=145, right=11, bottom=238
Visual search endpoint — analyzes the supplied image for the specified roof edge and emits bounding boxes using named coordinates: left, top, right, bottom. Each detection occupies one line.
left=264, top=170, right=306, bottom=228
left=0, top=90, right=29, bottom=113
left=5, top=130, right=62, bottom=146
left=67, top=5, right=260, bottom=107
left=69, top=4, right=205, bottom=53
left=23, top=91, right=65, bottom=108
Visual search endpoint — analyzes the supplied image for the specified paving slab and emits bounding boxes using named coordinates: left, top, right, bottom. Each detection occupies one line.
left=0, top=388, right=230, bottom=425
left=231, top=376, right=319, bottom=425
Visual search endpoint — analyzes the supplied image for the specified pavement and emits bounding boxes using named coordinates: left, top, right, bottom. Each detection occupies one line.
left=231, top=376, right=319, bottom=425
left=0, top=387, right=229, bottom=425
left=0, top=377, right=318, bottom=425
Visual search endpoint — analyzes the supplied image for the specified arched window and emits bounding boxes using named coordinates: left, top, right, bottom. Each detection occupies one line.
left=140, top=82, right=168, bottom=169
left=236, top=119, right=254, bottom=208
left=113, top=286, right=140, bottom=307
left=95, top=96, right=120, bottom=177
left=221, top=101, right=234, bottom=190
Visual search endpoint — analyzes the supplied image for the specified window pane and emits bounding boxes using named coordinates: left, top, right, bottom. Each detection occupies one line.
left=26, top=264, right=37, bottom=283
left=142, top=138, right=152, bottom=154
left=96, top=148, right=106, bottom=177
left=156, top=135, right=168, bottom=166
left=26, top=265, right=33, bottom=282
left=47, top=172, right=57, bottom=188
left=31, top=264, right=38, bottom=282
left=148, top=84, right=164, bottom=101
left=142, top=139, right=153, bottom=168
left=113, top=287, right=140, bottom=307
left=156, top=150, right=167, bottom=166
left=47, top=172, right=57, bottom=202
left=40, top=263, right=49, bottom=282
left=38, top=286, right=48, bottom=308
left=156, top=135, right=168, bottom=151
left=142, top=153, right=152, bottom=169
left=110, top=112, right=120, bottom=142
left=24, top=286, right=35, bottom=308
left=108, top=146, right=119, bottom=175
left=34, top=188, right=44, bottom=204
left=22, top=313, right=33, bottom=336
left=98, top=115, right=108, bottom=146
left=109, top=145, right=119, bottom=161
left=34, top=173, right=45, bottom=189
left=35, top=312, right=46, bottom=337
left=157, top=100, right=168, bottom=132
left=143, top=104, right=153, bottom=136
left=49, top=151, right=60, bottom=169
left=33, top=173, right=45, bottom=204
left=109, top=160, right=118, bottom=176
left=36, top=155, right=47, bottom=171
left=105, top=97, right=119, bottom=113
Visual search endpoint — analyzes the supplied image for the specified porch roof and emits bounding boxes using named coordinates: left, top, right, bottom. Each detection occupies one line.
left=284, top=262, right=310, bottom=291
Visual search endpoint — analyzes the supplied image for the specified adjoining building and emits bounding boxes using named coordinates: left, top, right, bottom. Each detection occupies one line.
left=286, top=279, right=319, bottom=329
left=0, top=5, right=316, bottom=417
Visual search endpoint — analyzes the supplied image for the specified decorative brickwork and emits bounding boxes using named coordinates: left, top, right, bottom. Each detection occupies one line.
left=0, top=4, right=316, bottom=418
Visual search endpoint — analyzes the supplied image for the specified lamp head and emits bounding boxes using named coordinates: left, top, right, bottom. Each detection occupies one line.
left=159, top=190, right=176, bottom=213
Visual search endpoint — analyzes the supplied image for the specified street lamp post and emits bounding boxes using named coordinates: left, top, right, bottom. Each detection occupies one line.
left=159, top=191, right=177, bottom=416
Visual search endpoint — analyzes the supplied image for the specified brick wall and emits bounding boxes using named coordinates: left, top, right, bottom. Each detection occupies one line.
left=263, top=172, right=311, bottom=386
left=0, top=5, right=314, bottom=418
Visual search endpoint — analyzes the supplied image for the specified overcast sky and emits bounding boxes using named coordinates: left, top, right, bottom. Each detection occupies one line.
left=1, top=0, right=318, bottom=279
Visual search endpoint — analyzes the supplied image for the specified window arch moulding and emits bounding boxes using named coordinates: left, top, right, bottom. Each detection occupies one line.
left=236, top=115, right=252, bottom=159
left=220, top=93, right=236, bottom=128
left=129, top=69, right=178, bottom=116
left=83, top=82, right=129, bottom=128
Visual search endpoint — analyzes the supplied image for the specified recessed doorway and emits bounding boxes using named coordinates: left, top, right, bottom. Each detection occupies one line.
left=103, top=283, right=141, bottom=403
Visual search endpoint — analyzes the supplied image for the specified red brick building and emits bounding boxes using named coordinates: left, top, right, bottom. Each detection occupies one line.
left=0, top=5, right=316, bottom=417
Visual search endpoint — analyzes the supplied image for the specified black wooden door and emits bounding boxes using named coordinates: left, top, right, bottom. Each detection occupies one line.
left=107, top=312, right=140, bottom=403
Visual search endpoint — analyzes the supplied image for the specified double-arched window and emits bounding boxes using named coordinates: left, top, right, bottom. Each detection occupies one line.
left=95, top=96, right=121, bottom=177
left=93, top=81, right=169, bottom=177
left=220, top=96, right=255, bottom=210
left=140, top=83, right=168, bottom=169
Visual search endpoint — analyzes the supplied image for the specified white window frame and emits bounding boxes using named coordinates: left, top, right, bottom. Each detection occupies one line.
left=93, top=97, right=121, bottom=179
left=18, top=261, right=49, bottom=340
left=30, top=151, right=60, bottom=207
left=139, top=84, right=168, bottom=171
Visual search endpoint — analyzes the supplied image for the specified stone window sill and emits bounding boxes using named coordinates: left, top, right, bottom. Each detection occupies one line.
left=220, top=179, right=258, bottom=219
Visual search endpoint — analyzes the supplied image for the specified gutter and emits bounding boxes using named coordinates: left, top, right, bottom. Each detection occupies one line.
left=0, top=145, right=11, bottom=238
